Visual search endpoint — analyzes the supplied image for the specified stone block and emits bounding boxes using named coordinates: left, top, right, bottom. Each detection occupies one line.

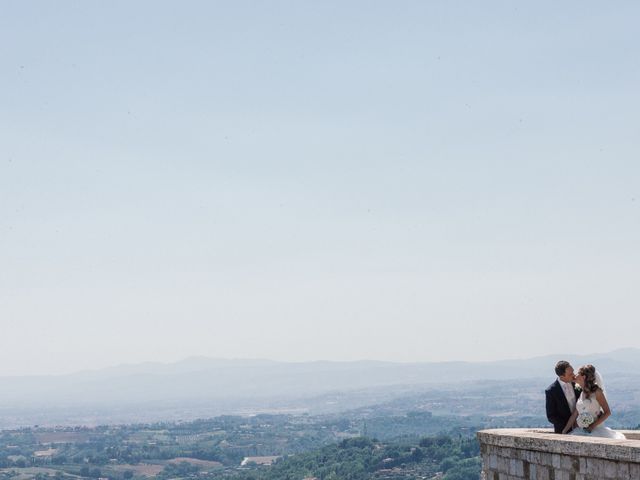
left=616, top=462, right=629, bottom=477
left=535, top=465, right=550, bottom=480
left=584, top=458, right=604, bottom=477
left=528, top=450, right=541, bottom=464
left=509, top=458, right=524, bottom=477
left=501, top=447, right=514, bottom=458
left=578, top=457, right=587, bottom=473
left=560, top=455, right=579, bottom=471
left=513, top=448, right=527, bottom=461
left=497, top=455, right=510, bottom=473
left=485, top=444, right=498, bottom=455
left=485, top=470, right=498, bottom=480
left=603, top=460, right=618, bottom=478
left=538, top=452, right=553, bottom=466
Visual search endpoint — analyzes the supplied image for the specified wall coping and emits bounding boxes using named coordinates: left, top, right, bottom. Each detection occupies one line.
left=477, top=428, right=640, bottom=464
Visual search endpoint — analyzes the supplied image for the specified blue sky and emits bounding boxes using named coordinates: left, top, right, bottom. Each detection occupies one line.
left=1, top=1, right=639, bottom=375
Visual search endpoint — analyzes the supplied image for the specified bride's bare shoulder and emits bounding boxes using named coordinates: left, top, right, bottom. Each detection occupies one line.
left=594, top=386, right=608, bottom=402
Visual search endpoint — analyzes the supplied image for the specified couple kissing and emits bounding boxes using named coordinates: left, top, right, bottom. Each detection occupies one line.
left=545, top=360, right=625, bottom=439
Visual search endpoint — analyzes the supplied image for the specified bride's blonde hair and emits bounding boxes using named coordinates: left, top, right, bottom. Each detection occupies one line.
left=578, top=364, right=599, bottom=398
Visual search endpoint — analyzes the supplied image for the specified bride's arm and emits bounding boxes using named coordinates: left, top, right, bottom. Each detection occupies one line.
left=587, top=388, right=611, bottom=432
left=562, top=409, right=578, bottom=434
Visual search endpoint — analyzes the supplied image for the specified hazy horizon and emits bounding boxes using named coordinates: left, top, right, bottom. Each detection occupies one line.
left=2, top=1, right=639, bottom=376
left=3, top=347, right=640, bottom=379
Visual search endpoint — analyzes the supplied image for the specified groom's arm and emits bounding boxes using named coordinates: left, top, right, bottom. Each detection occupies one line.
left=545, top=389, right=562, bottom=427
left=562, top=409, right=579, bottom=435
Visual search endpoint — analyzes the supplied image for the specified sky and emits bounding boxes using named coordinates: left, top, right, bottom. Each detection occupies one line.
left=1, top=1, right=639, bottom=376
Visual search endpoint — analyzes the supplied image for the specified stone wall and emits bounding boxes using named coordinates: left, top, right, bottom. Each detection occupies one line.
left=477, top=428, right=640, bottom=480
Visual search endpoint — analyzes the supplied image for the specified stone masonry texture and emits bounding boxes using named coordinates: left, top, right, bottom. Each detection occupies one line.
left=477, top=428, right=640, bottom=480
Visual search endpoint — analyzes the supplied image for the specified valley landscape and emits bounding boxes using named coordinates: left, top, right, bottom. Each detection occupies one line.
left=1, top=350, right=639, bottom=480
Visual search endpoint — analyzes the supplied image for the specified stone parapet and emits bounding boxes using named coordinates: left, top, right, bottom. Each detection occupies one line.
left=477, top=428, right=640, bottom=480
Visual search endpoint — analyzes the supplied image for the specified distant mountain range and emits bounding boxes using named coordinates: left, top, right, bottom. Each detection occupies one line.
left=1, top=348, right=639, bottom=428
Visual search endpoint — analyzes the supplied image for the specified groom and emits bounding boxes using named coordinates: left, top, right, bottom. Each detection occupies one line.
left=545, top=360, right=581, bottom=433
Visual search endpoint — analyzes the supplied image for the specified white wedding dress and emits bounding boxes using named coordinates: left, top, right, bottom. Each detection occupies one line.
left=570, top=392, right=626, bottom=439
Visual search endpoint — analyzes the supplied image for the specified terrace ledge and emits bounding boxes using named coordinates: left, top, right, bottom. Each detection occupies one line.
left=477, top=428, right=640, bottom=480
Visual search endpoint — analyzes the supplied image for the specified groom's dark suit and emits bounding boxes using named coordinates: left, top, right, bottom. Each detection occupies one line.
left=545, top=379, right=581, bottom=433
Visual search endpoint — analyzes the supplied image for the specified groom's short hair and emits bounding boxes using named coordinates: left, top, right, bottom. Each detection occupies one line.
left=555, top=360, right=571, bottom=377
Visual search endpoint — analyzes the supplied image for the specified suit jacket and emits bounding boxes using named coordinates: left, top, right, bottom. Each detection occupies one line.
left=545, top=379, right=581, bottom=433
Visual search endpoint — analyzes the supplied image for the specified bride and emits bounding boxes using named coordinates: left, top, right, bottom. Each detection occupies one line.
left=562, top=364, right=625, bottom=439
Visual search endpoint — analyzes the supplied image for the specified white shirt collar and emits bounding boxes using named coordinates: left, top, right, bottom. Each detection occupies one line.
left=558, top=378, right=572, bottom=387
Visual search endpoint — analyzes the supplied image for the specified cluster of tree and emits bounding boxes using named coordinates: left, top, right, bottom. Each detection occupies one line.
left=79, top=467, right=103, bottom=478
left=158, top=462, right=200, bottom=479
left=2, top=412, right=480, bottom=471
left=227, top=435, right=480, bottom=480
left=362, top=411, right=478, bottom=439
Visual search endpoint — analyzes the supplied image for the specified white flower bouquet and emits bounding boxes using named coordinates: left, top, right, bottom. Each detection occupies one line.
left=577, top=412, right=595, bottom=429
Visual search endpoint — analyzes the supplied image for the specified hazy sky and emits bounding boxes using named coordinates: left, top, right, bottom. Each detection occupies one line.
left=1, top=1, right=639, bottom=376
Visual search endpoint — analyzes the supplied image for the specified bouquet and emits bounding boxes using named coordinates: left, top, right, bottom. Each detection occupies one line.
left=577, top=412, right=595, bottom=429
